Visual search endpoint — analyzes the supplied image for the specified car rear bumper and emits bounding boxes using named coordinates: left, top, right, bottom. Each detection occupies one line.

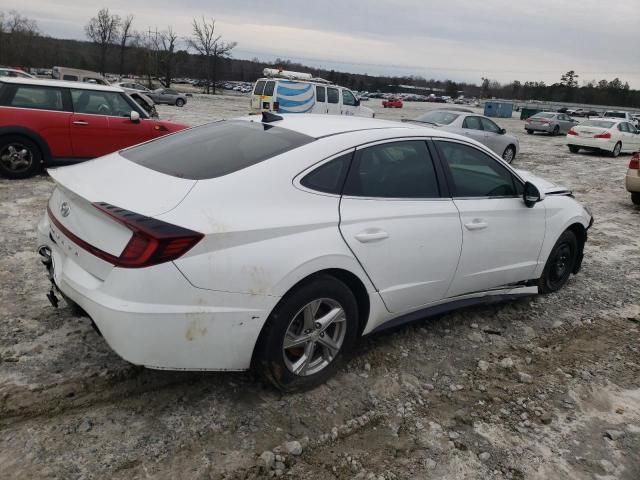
left=626, top=170, right=640, bottom=193
left=566, top=136, right=614, bottom=151
left=37, top=213, right=276, bottom=371
left=525, top=123, right=553, bottom=132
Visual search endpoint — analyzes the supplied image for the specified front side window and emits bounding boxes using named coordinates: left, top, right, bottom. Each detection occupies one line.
left=436, top=141, right=519, bottom=198
left=462, top=116, right=483, bottom=130
left=327, top=87, right=339, bottom=104
left=165, top=89, right=178, bottom=95
left=480, top=117, right=501, bottom=133
left=343, top=141, right=439, bottom=198
left=316, top=86, right=326, bottom=102
left=71, top=89, right=133, bottom=116
left=3, top=85, right=64, bottom=111
left=342, top=89, right=356, bottom=106
left=121, top=120, right=314, bottom=180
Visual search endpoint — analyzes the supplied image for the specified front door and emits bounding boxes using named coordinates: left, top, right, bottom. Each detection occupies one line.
left=341, top=89, right=358, bottom=116
left=479, top=117, right=504, bottom=153
left=326, top=87, right=340, bottom=115
left=339, top=140, right=462, bottom=316
left=434, top=140, right=546, bottom=297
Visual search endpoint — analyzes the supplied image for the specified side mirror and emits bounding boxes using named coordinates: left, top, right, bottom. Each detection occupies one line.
left=130, top=110, right=140, bottom=122
left=523, top=181, right=542, bottom=208
left=355, top=98, right=361, bottom=107
left=499, top=128, right=506, bottom=135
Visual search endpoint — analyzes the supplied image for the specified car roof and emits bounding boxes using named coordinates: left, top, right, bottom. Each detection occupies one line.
left=585, top=117, right=624, bottom=123
left=238, top=113, right=443, bottom=139
left=0, top=76, right=123, bottom=92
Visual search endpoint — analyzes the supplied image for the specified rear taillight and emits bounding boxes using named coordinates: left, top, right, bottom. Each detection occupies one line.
left=93, top=203, right=203, bottom=268
left=594, top=132, right=611, bottom=139
left=273, top=101, right=280, bottom=111
left=47, top=203, right=203, bottom=268
left=629, top=153, right=640, bottom=169
left=567, top=128, right=578, bottom=136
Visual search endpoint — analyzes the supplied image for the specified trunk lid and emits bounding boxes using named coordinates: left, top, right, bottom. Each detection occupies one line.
left=46, top=153, right=197, bottom=278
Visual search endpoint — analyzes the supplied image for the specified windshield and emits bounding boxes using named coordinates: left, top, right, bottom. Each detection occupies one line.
left=581, top=120, right=615, bottom=128
left=413, top=111, right=459, bottom=125
left=121, top=120, right=314, bottom=180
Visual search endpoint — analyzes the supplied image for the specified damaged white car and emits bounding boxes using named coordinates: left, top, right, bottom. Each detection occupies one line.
left=37, top=113, right=593, bottom=391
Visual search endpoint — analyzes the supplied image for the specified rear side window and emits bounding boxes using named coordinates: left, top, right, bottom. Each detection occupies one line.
left=263, top=81, right=275, bottom=96
left=300, top=152, right=352, bottom=194
left=327, top=88, right=339, bottom=104
left=63, top=75, right=78, bottom=81
left=2, top=84, right=65, bottom=111
left=253, top=80, right=266, bottom=95
left=316, top=86, right=326, bottom=102
left=462, top=116, right=483, bottom=130
left=343, top=141, right=439, bottom=198
left=122, top=120, right=314, bottom=180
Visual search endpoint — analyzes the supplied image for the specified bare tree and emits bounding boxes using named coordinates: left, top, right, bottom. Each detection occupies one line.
left=188, top=17, right=236, bottom=94
left=118, top=14, right=134, bottom=76
left=1, top=10, right=39, bottom=66
left=85, top=8, right=121, bottom=75
left=159, top=27, right=178, bottom=87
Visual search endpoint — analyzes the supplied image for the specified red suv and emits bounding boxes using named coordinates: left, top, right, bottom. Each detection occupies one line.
left=0, top=78, right=189, bottom=179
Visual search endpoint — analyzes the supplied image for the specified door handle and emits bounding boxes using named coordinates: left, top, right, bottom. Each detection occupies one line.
left=354, top=229, right=389, bottom=243
left=464, top=220, right=488, bottom=231
left=72, top=120, right=89, bottom=125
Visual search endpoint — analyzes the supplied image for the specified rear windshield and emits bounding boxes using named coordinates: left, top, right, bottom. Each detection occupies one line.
left=532, top=113, right=555, bottom=119
left=581, top=120, right=615, bottom=128
left=121, top=120, right=314, bottom=180
left=413, top=111, right=459, bottom=125
left=604, top=112, right=625, bottom=118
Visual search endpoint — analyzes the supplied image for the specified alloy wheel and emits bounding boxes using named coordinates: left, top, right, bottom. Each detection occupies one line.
left=0, top=143, right=33, bottom=173
left=282, top=298, right=347, bottom=376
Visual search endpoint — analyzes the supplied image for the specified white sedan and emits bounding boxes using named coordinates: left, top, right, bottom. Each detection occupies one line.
left=566, top=118, right=640, bottom=157
left=38, top=114, right=593, bottom=391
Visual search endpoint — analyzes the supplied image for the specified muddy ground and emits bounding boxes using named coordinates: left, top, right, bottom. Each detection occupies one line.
left=1, top=95, right=639, bottom=479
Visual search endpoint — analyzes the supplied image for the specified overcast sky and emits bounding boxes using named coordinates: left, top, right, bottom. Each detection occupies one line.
left=2, top=0, right=639, bottom=87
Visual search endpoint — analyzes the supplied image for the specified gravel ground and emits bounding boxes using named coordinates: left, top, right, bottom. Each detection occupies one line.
left=1, top=94, right=639, bottom=480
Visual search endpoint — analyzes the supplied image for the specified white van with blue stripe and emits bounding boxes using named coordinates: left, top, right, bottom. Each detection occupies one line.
left=251, top=69, right=374, bottom=118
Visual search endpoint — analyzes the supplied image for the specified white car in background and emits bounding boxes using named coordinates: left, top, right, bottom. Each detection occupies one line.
left=566, top=118, right=640, bottom=157
left=37, top=114, right=592, bottom=391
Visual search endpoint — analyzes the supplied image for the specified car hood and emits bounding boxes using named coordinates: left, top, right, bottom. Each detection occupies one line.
left=514, top=169, right=571, bottom=195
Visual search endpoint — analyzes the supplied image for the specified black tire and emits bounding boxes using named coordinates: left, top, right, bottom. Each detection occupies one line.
left=0, top=135, right=42, bottom=179
left=175, top=98, right=185, bottom=107
left=611, top=142, right=622, bottom=158
left=632, top=192, right=640, bottom=205
left=253, top=275, right=359, bottom=392
left=552, top=125, right=560, bottom=136
left=502, top=145, right=516, bottom=164
left=526, top=129, right=534, bottom=135
left=538, top=230, right=578, bottom=294
left=568, top=145, right=580, bottom=153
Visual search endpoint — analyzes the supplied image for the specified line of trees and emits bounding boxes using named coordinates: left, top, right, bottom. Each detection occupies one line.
left=1, top=8, right=639, bottom=107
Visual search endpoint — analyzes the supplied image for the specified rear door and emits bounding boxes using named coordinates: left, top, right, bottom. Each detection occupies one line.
left=339, top=139, right=462, bottom=315
left=434, top=140, right=546, bottom=297
left=252, top=80, right=266, bottom=110
left=326, top=87, right=340, bottom=115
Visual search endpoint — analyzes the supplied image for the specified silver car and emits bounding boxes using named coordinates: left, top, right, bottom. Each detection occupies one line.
left=525, top=112, right=578, bottom=136
left=147, top=88, right=187, bottom=107
left=408, top=110, right=520, bottom=163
